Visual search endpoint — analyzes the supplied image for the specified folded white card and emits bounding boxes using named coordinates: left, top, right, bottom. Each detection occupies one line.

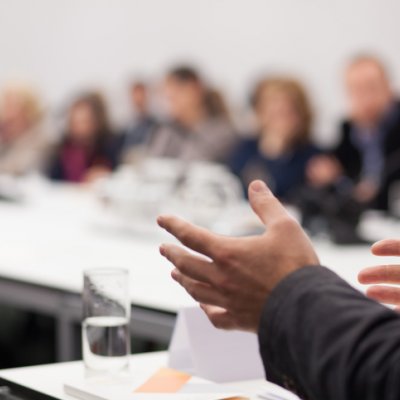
left=168, top=307, right=265, bottom=382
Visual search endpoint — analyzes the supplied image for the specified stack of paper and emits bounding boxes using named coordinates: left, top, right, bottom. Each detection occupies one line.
left=64, top=367, right=249, bottom=400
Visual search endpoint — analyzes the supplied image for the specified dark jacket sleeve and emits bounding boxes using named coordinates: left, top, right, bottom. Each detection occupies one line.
left=46, top=151, right=64, bottom=181
left=259, top=266, right=400, bottom=400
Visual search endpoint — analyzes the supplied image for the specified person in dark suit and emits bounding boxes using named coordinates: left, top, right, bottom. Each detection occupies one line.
left=307, top=55, right=400, bottom=211
left=116, top=81, right=159, bottom=164
left=229, top=77, right=319, bottom=200
left=297, top=55, right=400, bottom=243
left=158, top=179, right=400, bottom=400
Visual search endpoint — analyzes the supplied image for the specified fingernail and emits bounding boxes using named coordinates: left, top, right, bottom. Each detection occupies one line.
left=251, top=180, right=270, bottom=193
left=157, top=216, right=164, bottom=226
left=171, top=269, right=178, bottom=280
left=159, top=245, right=166, bottom=256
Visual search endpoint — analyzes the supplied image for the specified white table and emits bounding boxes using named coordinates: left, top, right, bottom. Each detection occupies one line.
left=0, top=177, right=399, bottom=361
left=0, top=179, right=196, bottom=360
left=0, top=352, right=295, bottom=400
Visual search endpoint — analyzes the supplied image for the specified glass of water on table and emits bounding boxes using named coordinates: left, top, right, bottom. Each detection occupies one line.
left=83, top=268, right=131, bottom=374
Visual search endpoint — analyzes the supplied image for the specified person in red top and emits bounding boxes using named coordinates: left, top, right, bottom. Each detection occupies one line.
left=47, top=92, right=116, bottom=183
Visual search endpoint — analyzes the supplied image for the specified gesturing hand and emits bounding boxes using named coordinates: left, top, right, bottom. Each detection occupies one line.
left=359, top=239, right=400, bottom=309
left=158, top=180, right=319, bottom=333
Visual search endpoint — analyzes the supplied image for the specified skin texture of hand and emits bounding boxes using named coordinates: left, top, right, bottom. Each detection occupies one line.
left=359, top=239, right=400, bottom=309
left=158, top=180, right=319, bottom=333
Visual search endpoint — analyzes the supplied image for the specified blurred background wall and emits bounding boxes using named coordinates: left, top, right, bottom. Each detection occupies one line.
left=0, top=0, right=399, bottom=144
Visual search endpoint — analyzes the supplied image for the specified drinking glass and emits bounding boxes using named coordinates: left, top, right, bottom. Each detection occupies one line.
left=82, top=268, right=130, bottom=373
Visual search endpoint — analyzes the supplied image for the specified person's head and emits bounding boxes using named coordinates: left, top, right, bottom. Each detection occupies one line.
left=67, top=92, right=111, bottom=145
left=0, top=82, right=42, bottom=139
left=345, top=55, right=393, bottom=128
left=129, top=81, right=149, bottom=115
left=250, top=77, right=313, bottom=145
left=203, top=87, right=231, bottom=122
left=163, top=66, right=205, bottom=124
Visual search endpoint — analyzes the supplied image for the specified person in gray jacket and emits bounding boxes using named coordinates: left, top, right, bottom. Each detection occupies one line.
left=148, top=66, right=237, bottom=164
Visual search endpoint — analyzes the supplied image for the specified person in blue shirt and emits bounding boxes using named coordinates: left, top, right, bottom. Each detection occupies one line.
left=230, top=77, right=319, bottom=200
left=299, top=55, right=400, bottom=244
left=306, top=55, right=400, bottom=211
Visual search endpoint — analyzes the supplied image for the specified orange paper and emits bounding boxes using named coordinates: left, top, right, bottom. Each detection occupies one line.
left=134, top=368, right=191, bottom=393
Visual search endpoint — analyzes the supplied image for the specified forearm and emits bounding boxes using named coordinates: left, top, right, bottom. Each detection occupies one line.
left=259, top=267, right=400, bottom=400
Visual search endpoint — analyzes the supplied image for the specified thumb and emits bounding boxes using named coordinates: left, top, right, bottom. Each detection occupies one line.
left=248, top=180, right=288, bottom=226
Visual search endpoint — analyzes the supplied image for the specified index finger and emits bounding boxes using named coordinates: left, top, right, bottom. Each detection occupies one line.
left=247, top=180, right=289, bottom=226
left=371, top=239, right=400, bottom=256
left=157, top=215, right=218, bottom=258
left=358, top=264, right=400, bottom=284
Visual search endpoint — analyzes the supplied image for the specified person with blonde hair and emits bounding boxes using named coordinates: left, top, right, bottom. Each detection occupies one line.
left=0, top=82, right=49, bottom=175
left=230, top=76, right=319, bottom=199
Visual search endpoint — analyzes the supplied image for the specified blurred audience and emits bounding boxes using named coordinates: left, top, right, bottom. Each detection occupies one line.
left=0, top=83, right=50, bottom=176
left=3, top=57, right=400, bottom=209
left=116, top=81, right=159, bottom=164
left=300, top=55, right=400, bottom=243
left=230, top=77, right=319, bottom=200
left=147, top=66, right=237, bottom=163
left=47, top=92, right=116, bottom=183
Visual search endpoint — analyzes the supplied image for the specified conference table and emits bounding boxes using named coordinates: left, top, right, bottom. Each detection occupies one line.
left=0, top=175, right=399, bottom=362
left=0, top=351, right=299, bottom=400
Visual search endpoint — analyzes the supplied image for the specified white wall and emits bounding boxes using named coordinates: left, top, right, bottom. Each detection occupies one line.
left=0, top=0, right=399, bottom=144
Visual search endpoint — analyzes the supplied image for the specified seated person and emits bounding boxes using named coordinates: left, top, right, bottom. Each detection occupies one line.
left=307, top=55, right=400, bottom=212
left=117, top=80, right=159, bottom=164
left=47, top=92, right=115, bottom=183
left=0, top=83, right=50, bottom=175
left=147, top=66, right=237, bottom=163
left=230, top=77, right=319, bottom=200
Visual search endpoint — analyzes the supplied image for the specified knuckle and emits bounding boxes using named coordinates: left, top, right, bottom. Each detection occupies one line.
left=174, top=256, right=185, bottom=271
left=173, top=253, right=190, bottom=272
left=188, top=285, right=199, bottom=300
left=186, top=282, right=199, bottom=299
left=172, top=271, right=182, bottom=284
left=275, top=216, right=299, bottom=232
left=225, top=294, right=240, bottom=310
left=218, top=276, right=234, bottom=295
left=383, top=264, right=389, bottom=280
left=179, top=230, right=190, bottom=244
left=215, top=244, right=234, bottom=265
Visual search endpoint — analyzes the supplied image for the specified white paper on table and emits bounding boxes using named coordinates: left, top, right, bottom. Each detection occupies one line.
left=168, top=307, right=265, bottom=382
left=257, top=382, right=300, bottom=400
left=64, top=373, right=246, bottom=400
